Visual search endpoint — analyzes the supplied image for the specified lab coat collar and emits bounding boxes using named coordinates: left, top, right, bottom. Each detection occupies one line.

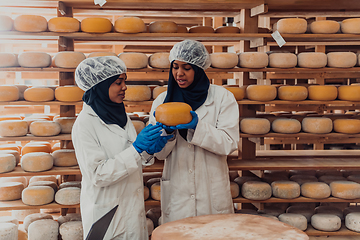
left=196, top=85, right=215, bottom=120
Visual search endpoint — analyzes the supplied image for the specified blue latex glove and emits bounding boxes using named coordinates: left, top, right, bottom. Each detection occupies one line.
left=153, top=111, right=174, bottom=133
left=172, top=111, right=198, bottom=130
left=133, top=124, right=163, bottom=153
left=146, top=134, right=174, bottom=154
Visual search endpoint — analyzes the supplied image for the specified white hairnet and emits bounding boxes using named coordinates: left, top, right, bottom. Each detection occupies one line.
left=169, top=39, right=211, bottom=70
left=75, top=56, right=127, bottom=91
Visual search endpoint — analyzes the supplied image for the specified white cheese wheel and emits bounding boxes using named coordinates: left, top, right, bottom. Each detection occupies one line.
left=297, top=52, right=327, bottom=68
left=29, top=121, right=61, bottom=136
left=59, top=221, right=83, bottom=240
left=276, top=18, right=307, bottom=34
left=302, top=117, right=332, bottom=134
left=23, top=213, right=53, bottom=232
left=52, top=149, right=77, bottom=167
left=149, top=52, right=170, bottom=69
left=241, top=181, right=272, bottom=200
left=188, top=26, right=214, bottom=33
left=147, top=218, right=154, bottom=236
left=152, top=86, right=167, bottom=99
left=0, top=176, right=27, bottom=187
left=327, top=52, right=357, bottom=68
left=0, top=182, right=24, bottom=201
left=330, top=181, right=360, bottom=199
left=12, top=209, right=40, bottom=222
left=311, top=214, right=341, bottom=232
left=0, top=15, right=13, bottom=31
left=14, top=15, right=47, bottom=32
left=114, top=16, right=146, bottom=33
left=28, top=219, right=59, bottom=240
left=0, top=154, right=16, bottom=173
left=0, top=85, right=19, bottom=101
left=55, top=187, right=81, bottom=205
left=215, top=26, right=240, bottom=33
left=0, top=150, right=20, bottom=165
left=54, top=117, right=76, bottom=134
left=290, top=175, right=318, bottom=185
left=48, top=17, right=80, bottom=32
left=300, top=182, right=331, bottom=199
left=286, top=206, right=314, bottom=222
left=341, top=18, right=360, bottom=34
left=118, top=52, right=148, bottom=69
left=22, top=186, right=54, bottom=206
left=18, top=52, right=51, bottom=68
left=269, top=53, right=297, bottom=68
left=80, top=17, right=112, bottom=33
left=338, top=85, right=360, bottom=101
left=238, top=52, right=269, bottom=68
left=57, top=213, right=82, bottom=225
left=149, top=21, right=177, bottom=33
left=278, top=213, right=307, bottom=231
left=0, top=217, right=18, bottom=227
left=0, top=223, right=17, bottom=240
left=310, top=20, right=340, bottom=34
left=24, top=87, right=54, bottom=102
left=144, top=185, right=150, bottom=200
left=315, top=206, right=343, bottom=220
left=132, top=120, right=145, bottom=134
left=59, top=181, right=81, bottom=190
left=234, top=176, right=261, bottom=187
left=271, top=181, right=301, bottom=199
left=272, top=118, right=301, bottom=134
left=224, top=86, right=245, bottom=101
left=55, top=86, right=84, bottom=102
left=53, top=51, right=86, bottom=68
left=124, top=85, right=151, bottom=101
left=246, top=85, right=277, bottom=101
left=151, top=182, right=161, bottom=201
left=88, top=52, right=117, bottom=58
left=21, top=152, right=53, bottom=172
left=346, top=212, right=360, bottom=232
left=240, top=118, right=270, bottom=134
left=230, top=182, right=239, bottom=198
left=307, top=85, right=338, bottom=101
left=333, top=119, right=360, bottom=134
left=0, top=53, right=18, bottom=67
left=0, top=120, right=28, bottom=137
left=29, top=175, right=57, bottom=185
left=210, top=52, right=238, bottom=68
left=29, top=181, right=58, bottom=192
left=278, top=85, right=308, bottom=101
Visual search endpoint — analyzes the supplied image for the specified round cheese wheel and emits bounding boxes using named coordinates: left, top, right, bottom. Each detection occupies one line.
left=118, top=52, right=148, bottom=69
left=341, top=18, right=360, bottom=34
left=0, top=120, right=28, bottom=137
left=272, top=118, right=301, bottom=134
left=0, top=182, right=24, bottom=201
left=347, top=175, right=360, bottom=184
left=230, top=182, right=239, bottom=198
left=310, top=20, right=340, bottom=34
left=276, top=18, right=307, bottom=34
left=14, top=15, right=47, bottom=32
left=144, top=185, right=150, bottom=200
left=302, top=117, right=332, bottom=134
left=338, top=85, right=360, bottom=101
left=0, top=15, right=13, bottom=31
left=147, top=218, right=154, bottom=236
left=29, top=175, right=57, bottom=185
left=315, top=206, right=343, bottom=220
left=55, top=85, right=84, bottom=102
left=269, top=53, right=297, bottom=68
left=224, top=86, right=245, bottom=100
left=114, top=16, right=146, bottom=33
left=29, top=121, right=61, bottom=136
left=215, top=26, right=240, bottom=33
left=311, top=214, right=341, bottom=232
left=24, top=87, right=54, bottom=102
left=177, top=25, right=188, bottom=33
left=12, top=209, right=40, bottom=222
left=290, top=175, right=318, bottom=185
left=307, top=85, right=337, bottom=101
left=278, top=213, right=307, bottom=231
left=240, top=118, right=270, bottom=134
left=210, top=52, right=238, bottom=68
left=54, top=117, right=76, bottom=134
left=241, top=181, right=272, bottom=200
left=48, top=17, right=80, bottom=32
left=152, top=86, right=167, bottom=99
left=149, top=52, right=170, bottom=69
left=238, top=52, right=268, bottom=68
left=149, top=21, right=177, bottom=33
left=59, top=181, right=81, bottom=190
left=0, top=150, right=20, bottom=165
left=59, top=221, right=83, bottom=240
left=57, top=213, right=81, bottom=225
left=319, top=175, right=346, bottom=184
left=346, top=212, right=360, bottom=232
left=271, top=181, right=301, bottom=199
left=188, top=25, right=214, bottom=33
left=0, top=176, right=27, bottom=187
left=21, top=152, right=53, bottom=172
left=0, top=144, right=21, bottom=155
left=0, top=53, right=18, bottom=67
left=286, top=206, right=314, bottom=222
left=0, top=85, right=19, bottom=101
left=52, top=149, right=77, bottom=167
left=24, top=213, right=53, bottom=232
left=124, top=85, right=151, bottom=101
left=132, top=120, right=145, bottom=134
left=333, top=118, right=360, bottom=134
left=327, top=52, right=357, bottom=68
left=53, top=51, right=86, bottom=68
left=246, top=85, right=277, bottom=101
left=155, top=102, right=192, bottom=126
left=0, top=223, right=17, bottom=240
left=28, top=180, right=57, bottom=192
left=55, top=187, right=80, bottom=205
left=301, top=182, right=331, bottom=199
left=28, top=219, right=59, bottom=239
left=18, top=52, right=51, bottom=68
left=297, top=52, right=327, bottom=68
left=22, top=144, right=51, bottom=155
left=80, top=17, right=112, bottom=33
left=330, top=181, right=360, bottom=199
left=88, top=52, right=117, bottom=58
left=151, top=182, right=161, bottom=201
left=278, top=85, right=308, bottom=101
left=22, top=185, right=54, bottom=206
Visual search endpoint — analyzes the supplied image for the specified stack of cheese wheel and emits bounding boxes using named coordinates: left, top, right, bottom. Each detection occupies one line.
left=0, top=53, right=19, bottom=67
left=0, top=15, right=13, bottom=31
left=297, top=52, right=327, bottom=68
left=28, top=219, right=59, bottom=239
left=275, top=18, right=307, bottom=34
left=269, top=52, right=297, bottom=68
left=310, top=20, right=340, bottom=34
left=14, top=15, right=47, bottom=32
left=302, top=117, right=333, bottom=134
left=152, top=86, right=167, bottom=99
left=224, top=86, right=245, bottom=101
left=327, top=52, right=357, bottom=68
left=246, top=85, right=277, bottom=101
left=0, top=182, right=24, bottom=200
left=149, top=52, right=170, bottom=68
left=338, top=85, right=360, bottom=101
left=24, top=87, right=55, bottom=101
left=124, top=85, right=151, bottom=101
left=53, top=51, right=86, bottom=68
left=0, top=149, right=20, bottom=165
left=333, top=119, right=360, bottom=134
left=18, top=52, right=52, bottom=68
left=114, top=16, right=146, bottom=33
left=52, top=149, right=77, bottom=167
left=132, top=120, right=145, bottom=134
left=23, top=213, right=53, bottom=232
left=272, top=118, right=301, bottom=134
left=0, top=85, right=19, bottom=101
left=48, top=17, right=80, bottom=32
left=21, top=152, right=53, bottom=172
left=80, top=17, right=112, bottom=33
left=59, top=221, right=83, bottom=240
left=55, top=86, right=84, bottom=102
left=307, top=85, right=338, bottom=101
left=210, top=53, right=238, bottom=68
left=215, top=26, right=240, bottom=33
left=0, top=144, right=22, bottom=156
left=118, top=52, right=148, bottom=69
left=21, top=142, right=51, bottom=155
left=177, top=25, right=188, bottom=33
left=149, top=21, right=177, bottom=33
left=28, top=180, right=58, bottom=192
left=0, top=120, right=28, bottom=137
left=155, top=102, right=192, bottom=126
left=278, top=213, right=307, bottom=231
left=88, top=52, right=117, bottom=58
left=278, top=85, right=308, bottom=101
left=238, top=52, right=268, bottom=68
left=0, top=153, right=16, bottom=173
left=29, top=121, right=61, bottom=136
left=189, top=25, right=214, bottom=33
left=55, top=187, right=81, bottom=205
left=341, top=18, right=360, bottom=33
left=54, top=117, right=76, bottom=134
left=240, top=118, right=270, bottom=134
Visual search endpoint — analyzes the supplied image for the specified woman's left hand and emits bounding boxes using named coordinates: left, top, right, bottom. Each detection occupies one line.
left=172, top=111, right=198, bottom=130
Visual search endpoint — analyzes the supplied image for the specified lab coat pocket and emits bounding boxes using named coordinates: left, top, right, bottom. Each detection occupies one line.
left=160, top=179, right=172, bottom=219
left=210, top=165, right=233, bottom=212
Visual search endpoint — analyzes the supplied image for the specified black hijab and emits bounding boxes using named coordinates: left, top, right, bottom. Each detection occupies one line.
left=82, top=74, right=128, bottom=129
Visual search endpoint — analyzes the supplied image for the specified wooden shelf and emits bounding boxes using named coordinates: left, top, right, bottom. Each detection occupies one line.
left=0, top=101, right=82, bottom=106
left=0, top=166, right=80, bottom=177
left=305, top=226, right=360, bottom=236
left=238, top=100, right=360, bottom=105
left=232, top=196, right=360, bottom=204
left=0, top=200, right=79, bottom=211
left=145, top=199, right=161, bottom=207
left=241, top=132, right=360, bottom=139
left=0, top=134, right=71, bottom=141
left=256, top=150, right=360, bottom=158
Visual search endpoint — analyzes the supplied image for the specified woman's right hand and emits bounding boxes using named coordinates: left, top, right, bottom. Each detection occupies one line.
left=132, top=124, right=163, bottom=153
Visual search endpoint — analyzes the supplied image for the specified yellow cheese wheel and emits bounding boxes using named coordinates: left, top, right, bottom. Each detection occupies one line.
left=53, top=51, right=86, bottom=68
left=52, top=149, right=77, bottom=167
left=114, top=16, right=146, bottom=33
left=269, top=53, right=297, bottom=68
left=188, top=26, right=214, bottom=33
left=271, top=181, right=301, bottom=199
left=302, top=117, right=333, bottom=134
left=24, top=87, right=54, bottom=101
left=341, top=18, right=360, bottom=34
left=29, top=175, right=57, bottom=185
left=0, top=154, right=16, bottom=173
left=238, top=52, right=268, bottom=68
left=210, top=53, right=238, bottom=68
left=0, top=182, right=24, bottom=200
left=21, top=152, right=53, bottom=172
left=118, top=52, right=148, bottom=69
left=18, top=52, right=51, bottom=68
left=54, top=117, right=76, bottom=134
left=310, top=20, right=340, bottom=34
left=55, top=86, right=84, bottom=102
left=29, top=121, right=61, bottom=136
left=297, top=52, right=327, bottom=68
left=14, top=15, right=47, bottom=32
left=21, top=144, right=51, bottom=155
left=0, top=15, right=13, bottom=31
left=278, top=85, right=308, bottom=101
left=241, top=181, right=272, bottom=200
left=301, top=182, right=331, bottom=199
left=149, top=52, right=170, bottom=69
left=224, top=86, right=245, bottom=100
left=215, top=26, right=240, bottom=33
left=150, top=182, right=161, bottom=201
left=333, top=119, right=360, bottom=134
left=240, top=118, right=270, bottom=134
left=144, top=186, right=150, bottom=200
left=132, top=120, right=145, bottom=134
left=230, top=182, right=240, bottom=198
left=48, top=17, right=80, bottom=32
left=124, top=85, right=151, bottom=101
left=338, top=85, right=360, bottom=101
left=177, top=25, right=188, bottom=33
left=155, top=102, right=192, bottom=126
left=330, top=181, right=360, bottom=199
left=327, top=52, right=357, bottom=68
left=152, top=86, right=167, bottom=99
left=307, top=85, right=338, bottom=101
left=272, top=118, right=301, bottom=134
left=88, top=52, right=117, bottom=58
left=0, top=53, right=19, bottom=67
left=0, top=120, right=28, bottom=137
left=55, top=187, right=81, bottom=205
left=80, top=17, right=112, bottom=33
left=149, top=21, right=177, bottom=33
left=0, top=85, right=19, bottom=101
left=22, top=186, right=54, bottom=205
left=276, top=18, right=307, bottom=34
left=246, top=85, right=277, bottom=101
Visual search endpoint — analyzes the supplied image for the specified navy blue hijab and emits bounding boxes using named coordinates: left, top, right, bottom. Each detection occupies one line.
left=82, top=75, right=128, bottom=129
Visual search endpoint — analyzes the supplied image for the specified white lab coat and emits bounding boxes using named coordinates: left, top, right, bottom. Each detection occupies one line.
left=149, top=84, right=239, bottom=223
left=72, top=103, right=152, bottom=240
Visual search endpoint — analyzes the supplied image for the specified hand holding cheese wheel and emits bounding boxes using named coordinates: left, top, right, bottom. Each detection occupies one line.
left=155, top=102, right=192, bottom=126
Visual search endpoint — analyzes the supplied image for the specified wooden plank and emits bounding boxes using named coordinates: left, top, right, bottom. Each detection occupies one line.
left=238, top=100, right=360, bottom=105
left=0, top=134, right=71, bottom=142
left=264, top=137, right=360, bottom=145
left=241, top=132, right=360, bottom=139
left=256, top=150, right=360, bottom=158
left=306, top=226, right=360, bottom=236
left=0, top=200, right=79, bottom=211
left=0, top=166, right=81, bottom=177
left=251, top=4, right=268, bottom=17
left=0, top=101, right=82, bottom=106
left=232, top=196, right=360, bottom=204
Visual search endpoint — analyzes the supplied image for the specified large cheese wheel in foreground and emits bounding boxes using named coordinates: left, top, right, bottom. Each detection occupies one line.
left=21, top=152, right=53, bottom=172
left=224, top=86, right=245, bottom=100
left=80, top=18, right=112, bottom=33
left=0, top=85, right=19, bottom=101
left=152, top=86, right=167, bottom=99
left=22, top=186, right=54, bottom=205
left=149, top=21, right=177, bottom=33
left=124, top=85, right=151, bottom=101
left=330, top=181, right=360, bottom=199
left=278, top=85, right=308, bottom=101
left=307, top=85, right=337, bottom=101
left=333, top=119, right=360, bottom=134
left=269, top=53, right=297, bottom=68
left=0, top=120, right=28, bottom=137
left=297, top=52, right=327, bottom=68
left=0, top=182, right=24, bottom=200
left=24, top=86, right=54, bottom=101
left=0, top=53, right=18, bottom=67
left=55, top=86, right=84, bottom=102
left=18, top=52, right=51, bottom=68
left=246, top=85, right=277, bottom=101
left=341, top=18, right=360, bottom=34
left=28, top=219, right=59, bottom=240
left=155, top=102, right=192, bottom=126
left=52, top=149, right=77, bottom=167
left=14, top=15, right=47, bottom=32
left=302, top=117, right=332, bottom=134
left=210, top=53, right=238, bottom=68
left=272, top=118, right=301, bottom=134
left=0, top=154, right=16, bottom=173
left=29, top=121, right=61, bottom=136
left=149, top=52, right=170, bottom=69
left=240, top=118, right=270, bottom=134
left=0, top=15, right=13, bottom=31
left=238, top=52, right=268, bottom=68
left=215, top=26, right=240, bottom=33
left=338, top=85, right=360, bottom=101
left=118, top=52, right=148, bottom=69
left=276, top=18, right=307, bottom=34
left=54, top=117, right=76, bottom=134
left=48, top=17, right=80, bottom=32
left=53, top=51, right=86, bottom=68
left=188, top=26, right=214, bottom=33
left=88, top=52, right=117, bottom=58
left=310, top=20, right=340, bottom=34
left=327, top=52, right=357, bottom=68
left=114, top=16, right=146, bottom=33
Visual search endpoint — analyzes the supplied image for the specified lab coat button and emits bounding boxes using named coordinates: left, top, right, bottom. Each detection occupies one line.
left=189, top=169, right=193, bottom=173
left=191, top=195, right=195, bottom=199
left=137, top=188, right=141, bottom=193
left=188, top=144, right=191, bottom=148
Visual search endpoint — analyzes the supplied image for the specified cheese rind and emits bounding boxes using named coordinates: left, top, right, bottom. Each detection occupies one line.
left=310, top=20, right=340, bottom=34
left=48, top=17, right=80, bottom=32
left=311, top=214, right=341, bottom=232
left=271, top=181, right=301, bottom=199
left=345, top=212, right=360, bottom=232
left=297, top=52, right=327, bottom=68
left=272, top=118, right=301, bottom=134
left=152, top=86, right=167, bottom=99
left=80, top=18, right=112, bottom=33
left=18, top=52, right=51, bottom=68
left=338, top=85, right=360, bottom=101
left=0, top=222, right=18, bottom=240
left=276, top=18, right=307, bottom=34
left=0, top=154, right=16, bottom=173
left=28, top=219, right=59, bottom=240
left=307, top=85, right=338, bottom=101
left=0, top=53, right=18, bottom=67
left=302, top=117, right=333, bottom=134
left=149, top=21, right=177, bottom=33
left=118, top=52, right=148, bottom=69
left=269, top=53, right=297, bottom=68
left=241, top=181, right=272, bottom=200
left=22, top=186, right=55, bottom=206
left=55, top=86, right=84, bottom=102
left=278, top=85, right=308, bottom=101
left=59, top=221, right=83, bottom=240
left=0, top=15, right=13, bottom=31
left=246, top=85, right=277, bottom=101
left=149, top=52, right=170, bottom=69
left=24, top=87, right=54, bottom=102
left=224, top=86, right=245, bottom=101
left=54, top=117, right=76, bottom=134
left=341, top=18, right=360, bottom=34
left=301, top=182, right=331, bottom=199
left=188, top=26, right=214, bottom=33
left=29, top=121, right=61, bottom=136
left=333, top=119, right=360, bottom=134
left=53, top=51, right=86, bottom=68
left=23, top=213, right=53, bottom=232
left=215, top=26, right=240, bottom=33
left=240, top=118, right=270, bottom=134
left=0, top=120, right=28, bottom=137
left=0, top=85, right=19, bottom=101
left=114, top=17, right=146, bottom=33
left=52, top=149, right=77, bottom=167
left=21, top=152, right=54, bottom=172
left=14, top=15, right=47, bottom=32
left=124, top=85, right=151, bottom=101
left=327, top=52, right=357, bottom=68
left=238, top=52, right=269, bottom=68
left=330, top=181, right=360, bottom=199
left=278, top=213, right=307, bottom=231
left=210, top=53, right=238, bottom=69
left=0, top=182, right=24, bottom=201
left=55, top=187, right=81, bottom=205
